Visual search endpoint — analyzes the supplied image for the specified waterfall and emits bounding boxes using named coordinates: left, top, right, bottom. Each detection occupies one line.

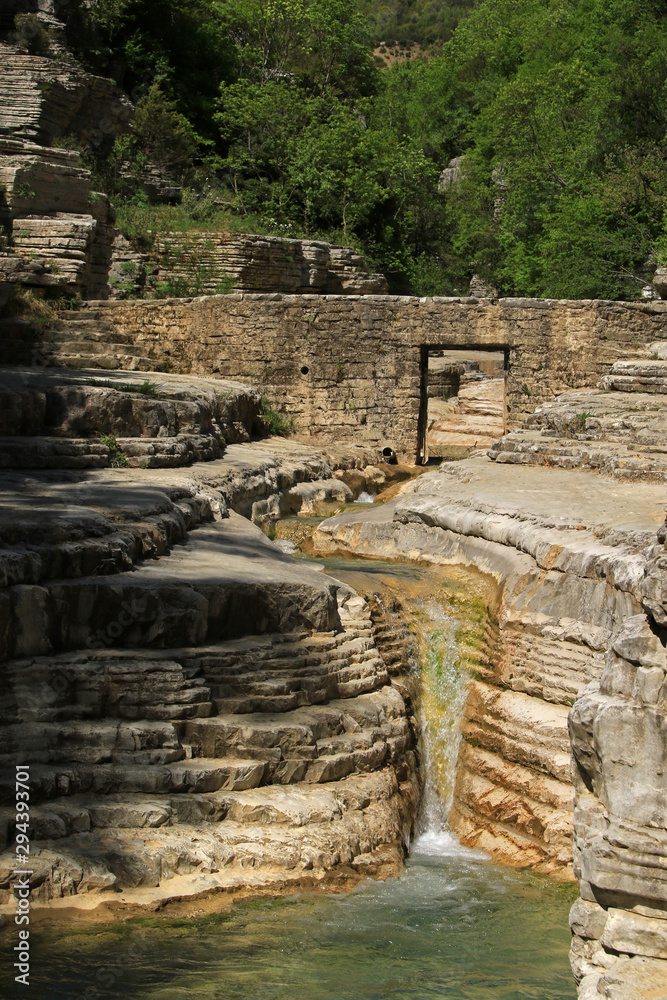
left=412, top=596, right=471, bottom=840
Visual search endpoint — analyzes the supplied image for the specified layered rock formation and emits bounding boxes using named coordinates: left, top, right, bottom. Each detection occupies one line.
left=0, top=29, right=387, bottom=303
left=490, top=354, right=667, bottom=480
left=0, top=42, right=132, bottom=147
left=0, top=379, right=418, bottom=920
left=149, top=233, right=388, bottom=296
left=569, top=614, right=667, bottom=998
left=0, top=21, right=129, bottom=298
left=427, top=376, right=505, bottom=453
left=0, top=366, right=262, bottom=469
left=308, top=355, right=667, bottom=994
left=0, top=137, right=116, bottom=299
left=310, top=458, right=661, bottom=876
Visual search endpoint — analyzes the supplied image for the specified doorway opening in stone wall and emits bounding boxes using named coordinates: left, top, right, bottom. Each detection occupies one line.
left=418, top=347, right=508, bottom=464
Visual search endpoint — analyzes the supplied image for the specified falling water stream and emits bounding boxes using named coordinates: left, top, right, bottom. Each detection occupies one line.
left=2, top=548, right=577, bottom=1000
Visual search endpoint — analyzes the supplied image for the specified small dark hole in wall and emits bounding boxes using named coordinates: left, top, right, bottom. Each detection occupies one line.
left=300, top=366, right=309, bottom=375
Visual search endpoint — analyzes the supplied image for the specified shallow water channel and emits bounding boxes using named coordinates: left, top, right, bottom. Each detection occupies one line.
left=22, top=836, right=576, bottom=1000
left=9, top=544, right=578, bottom=1000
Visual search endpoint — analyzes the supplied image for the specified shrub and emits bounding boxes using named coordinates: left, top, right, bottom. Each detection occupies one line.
left=260, top=398, right=293, bottom=437
left=100, top=434, right=130, bottom=467
left=130, top=84, right=199, bottom=179
left=13, top=14, right=51, bottom=56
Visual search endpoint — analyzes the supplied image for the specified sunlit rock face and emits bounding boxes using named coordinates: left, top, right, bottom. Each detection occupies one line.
left=310, top=452, right=662, bottom=877
left=568, top=614, right=667, bottom=997
left=0, top=429, right=421, bottom=920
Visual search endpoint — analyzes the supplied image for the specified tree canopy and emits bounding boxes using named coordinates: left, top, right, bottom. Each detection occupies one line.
left=61, top=0, right=667, bottom=297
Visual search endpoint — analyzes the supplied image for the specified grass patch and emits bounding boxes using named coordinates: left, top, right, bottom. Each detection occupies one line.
left=0, top=286, right=58, bottom=325
left=88, top=379, right=161, bottom=397
left=115, top=199, right=269, bottom=247
left=576, top=409, right=595, bottom=430
left=260, top=397, right=294, bottom=437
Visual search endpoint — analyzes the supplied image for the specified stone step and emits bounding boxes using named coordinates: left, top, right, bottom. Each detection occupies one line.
left=0, top=775, right=399, bottom=891
left=0, top=738, right=396, bottom=839
left=3, top=514, right=343, bottom=661
left=2, top=656, right=213, bottom=725
left=0, top=366, right=259, bottom=444
left=0, top=721, right=396, bottom=810
left=210, top=661, right=386, bottom=713
left=4, top=792, right=225, bottom=839
left=38, top=344, right=154, bottom=371
left=0, top=753, right=298, bottom=807
left=50, top=319, right=123, bottom=337
left=489, top=425, right=667, bottom=481
left=0, top=757, right=263, bottom=805
left=0, top=435, right=109, bottom=469
left=599, top=359, right=667, bottom=394
left=116, top=434, right=224, bottom=468
left=0, top=434, right=225, bottom=470
left=168, top=757, right=267, bottom=792
left=0, top=719, right=185, bottom=769
left=4, top=741, right=398, bottom=840
left=183, top=691, right=409, bottom=763
left=213, top=692, right=325, bottom=715
left=194, top=635, right=376, bottom=677
left=45, top=329, right=141, bottom=348
left=491, top=441, right=667, bottom=479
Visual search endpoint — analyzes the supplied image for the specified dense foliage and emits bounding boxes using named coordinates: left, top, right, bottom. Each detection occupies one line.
left=358, top=0, right=474, bottom=51
left=60, top=0, right=667, bottom=297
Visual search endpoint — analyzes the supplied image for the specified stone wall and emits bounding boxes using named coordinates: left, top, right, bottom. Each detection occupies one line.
left=74, top=295, right=667, bottom=462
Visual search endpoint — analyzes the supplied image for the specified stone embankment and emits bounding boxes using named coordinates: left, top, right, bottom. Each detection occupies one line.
left=0, top=366, right=419, bottom=923
left=309, top=354, right=667, bottom=998
left=24, top=295, right=667, bottom=463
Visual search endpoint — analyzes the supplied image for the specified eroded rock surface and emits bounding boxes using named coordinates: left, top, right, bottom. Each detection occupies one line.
left=0, top=427, right=419, bottom=920
left=309, top=351, right=667, bottom=995
left=568, top=614, right=667, bottom=995
left=311, top=458, right=663, bottom=877
left=428, top=377, right=505, bottom=452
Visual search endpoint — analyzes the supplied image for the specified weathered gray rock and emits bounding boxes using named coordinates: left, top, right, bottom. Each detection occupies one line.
left=568, top=612, right=667, bottom=992
left=438, top=156, right=464, bottom=193
left=489, top=387, right=667, bottom=482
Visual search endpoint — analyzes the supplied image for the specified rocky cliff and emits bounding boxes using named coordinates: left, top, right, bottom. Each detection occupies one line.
left=111, top=232, right=387, bottom=299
